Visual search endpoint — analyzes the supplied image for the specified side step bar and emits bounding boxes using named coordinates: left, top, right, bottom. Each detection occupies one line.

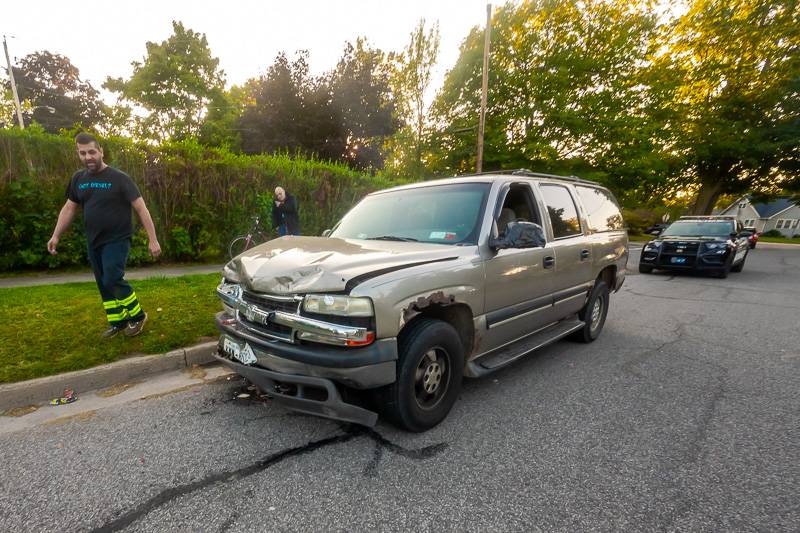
left=467, top=318, right=584, bottom=377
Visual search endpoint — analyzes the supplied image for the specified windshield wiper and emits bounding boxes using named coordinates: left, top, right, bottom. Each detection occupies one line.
left=367, top=235, right=419, bottom=242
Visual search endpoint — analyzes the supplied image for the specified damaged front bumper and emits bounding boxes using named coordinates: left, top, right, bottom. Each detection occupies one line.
left=214, top=312, right=398, bottom=426
left=214, top=352, right=379, bottom=427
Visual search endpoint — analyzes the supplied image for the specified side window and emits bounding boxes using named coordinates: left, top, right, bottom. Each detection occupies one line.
left=496, top=184, right=540, bottom=237
left=540, top=184, right=582, bottom=238
left=575, top=185, right=625, bottom=233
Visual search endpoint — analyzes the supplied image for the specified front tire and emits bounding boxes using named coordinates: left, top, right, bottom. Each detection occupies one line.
left=638, top=264, right=653, bottom=274
left=376, top=319, right=464, bottom=432
left=571, top=280, right=610, bottom=343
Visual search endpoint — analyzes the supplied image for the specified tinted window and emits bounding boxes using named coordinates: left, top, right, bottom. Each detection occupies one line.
left=660, top=221, right=734, bottom=238
left=330, top=183, right=490, bottom=245
left=540, top=184, right=582, bottom=238
left=575, top=186, right=624, bottom=232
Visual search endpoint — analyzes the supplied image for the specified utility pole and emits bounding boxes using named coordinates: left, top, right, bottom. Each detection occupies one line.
left=3, top=35, right=25, bottom=128
left=476, top=4, right=492, bottom=173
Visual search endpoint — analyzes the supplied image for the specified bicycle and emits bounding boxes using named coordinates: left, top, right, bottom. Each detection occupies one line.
left=228, top=216, right=273, bottom=259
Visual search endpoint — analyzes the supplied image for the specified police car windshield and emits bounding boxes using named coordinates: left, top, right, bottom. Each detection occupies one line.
left=661, top=221, right=734, bottom=238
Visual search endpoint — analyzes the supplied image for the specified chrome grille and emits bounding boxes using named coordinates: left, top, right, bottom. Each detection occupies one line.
left=241, top=291, right=301, bottom=314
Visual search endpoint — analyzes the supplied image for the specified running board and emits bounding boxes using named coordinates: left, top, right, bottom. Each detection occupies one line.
left=467, top=318, right=585, bottom=377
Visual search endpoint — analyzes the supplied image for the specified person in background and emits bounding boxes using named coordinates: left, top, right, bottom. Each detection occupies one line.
left=271, top=186, right=300, bottom=236
left=47, top=132, right=161, bottom=338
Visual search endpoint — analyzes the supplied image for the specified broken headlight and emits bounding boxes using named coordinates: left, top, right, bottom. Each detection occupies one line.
left=303, top=294, right=373, bottom=317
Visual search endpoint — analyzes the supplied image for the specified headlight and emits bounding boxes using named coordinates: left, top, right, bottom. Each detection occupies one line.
left=303, top=294, right=373, bottom=317
left=217, top=279, right=241, bottom=312
left=644, top=241, right=661, bottom=252
left=703, top=242, right=726, bottom=250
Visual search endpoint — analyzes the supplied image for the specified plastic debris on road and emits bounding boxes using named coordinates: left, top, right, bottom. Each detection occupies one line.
left=50, top=389, right=78, bottom=406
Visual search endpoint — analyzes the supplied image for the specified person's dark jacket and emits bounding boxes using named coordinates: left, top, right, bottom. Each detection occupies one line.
left=271, top=193, right=300, bottom=235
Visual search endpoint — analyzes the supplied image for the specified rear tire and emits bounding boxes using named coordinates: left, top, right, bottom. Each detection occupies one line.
left=638, top=264, right=653, bottom=274
left=571, top=280, right=609, bottom=343
left=376, top=319, right=464, bottom=432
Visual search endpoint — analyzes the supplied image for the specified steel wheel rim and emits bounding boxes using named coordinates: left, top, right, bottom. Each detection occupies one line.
left=414, top=347, right=449, bottom=410
left=590, top=294, right=605, bottom=332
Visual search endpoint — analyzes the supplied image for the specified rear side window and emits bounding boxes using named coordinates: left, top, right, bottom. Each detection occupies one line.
left=575, top=186, right=624, bottom=232
left=540, top=184, right=582, bottom=238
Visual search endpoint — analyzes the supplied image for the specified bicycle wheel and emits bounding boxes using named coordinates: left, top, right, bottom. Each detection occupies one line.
left=228, top=235, right=251, bottom=259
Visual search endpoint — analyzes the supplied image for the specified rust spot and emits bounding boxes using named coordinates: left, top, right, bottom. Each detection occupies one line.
left=402, top=291, right=457, bottom=323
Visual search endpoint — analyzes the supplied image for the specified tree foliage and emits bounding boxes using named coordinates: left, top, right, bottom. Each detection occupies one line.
left=4, top=51, right=105, bottom=132
left=387, top=20, right=441, bottom=176
left=104, top=21, right=226, bottom=141
left=430, top=0, right=662, bottom=201
left=239, top=41, right=397, bottom=169
left=656, top=0, right=800, bottom=214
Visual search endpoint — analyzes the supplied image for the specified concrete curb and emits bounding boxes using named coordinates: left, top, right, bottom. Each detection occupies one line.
left=0, top=339, right=219, bottom=413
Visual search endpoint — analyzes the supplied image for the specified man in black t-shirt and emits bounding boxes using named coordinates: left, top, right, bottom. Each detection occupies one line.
left=48, top=133, right=162, bottom=338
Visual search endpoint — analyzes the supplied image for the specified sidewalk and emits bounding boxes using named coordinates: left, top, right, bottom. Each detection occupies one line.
left=0, top=263, right=222, bottom=289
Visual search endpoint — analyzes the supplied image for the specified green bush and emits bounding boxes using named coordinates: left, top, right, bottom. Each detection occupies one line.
left=0, top=129, right=397, bottom=271
left=761, top=229, right=783, bottom=237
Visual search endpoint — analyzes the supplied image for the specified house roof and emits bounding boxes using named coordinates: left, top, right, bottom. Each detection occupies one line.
left=751, top=198, right=797, bottom=218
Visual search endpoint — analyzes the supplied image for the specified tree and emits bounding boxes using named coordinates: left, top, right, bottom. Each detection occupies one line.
left=658, top=0, right=800, bottom=214
left=429, top=0, right=664, bottom=201
left=4, top=51, right=105, bottom=132
left=238, top=51, right=327, bottom=156
left=240, top=43, right=398, bottom=169
left=104, top=21, right=226, bottom=141
left=330, top=38, right=399, bottom=169
left=387, top=20, right=440, bottom=176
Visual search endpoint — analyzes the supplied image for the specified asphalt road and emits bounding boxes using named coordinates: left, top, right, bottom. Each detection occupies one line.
left=1, top=245, right=798, bottom=532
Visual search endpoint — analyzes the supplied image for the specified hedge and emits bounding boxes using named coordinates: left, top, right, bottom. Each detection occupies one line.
left=0, top=128, right=400, bottom=271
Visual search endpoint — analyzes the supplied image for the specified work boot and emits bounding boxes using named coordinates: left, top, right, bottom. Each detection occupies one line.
left=124, top=312, right=148, bottom=337
left=101, top=325, right=125, bottom=339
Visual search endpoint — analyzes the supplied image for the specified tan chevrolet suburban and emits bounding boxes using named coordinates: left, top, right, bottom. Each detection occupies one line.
left=215, top=170, right=628, bottom=431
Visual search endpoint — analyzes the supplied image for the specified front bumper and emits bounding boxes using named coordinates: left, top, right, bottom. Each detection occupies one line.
left=214, top=353, right=378, bottom=427
left=215, top=312, right=397, bottom=389
left=639, top=248, right=730, bottom=272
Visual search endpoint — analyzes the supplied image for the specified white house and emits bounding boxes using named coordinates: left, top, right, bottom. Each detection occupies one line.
left=717, top=196, right=800, bottom=237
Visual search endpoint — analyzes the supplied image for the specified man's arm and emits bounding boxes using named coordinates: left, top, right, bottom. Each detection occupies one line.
left=132, top=197, right=161, bottom=257
left=47, top=200, right=80, bottom=255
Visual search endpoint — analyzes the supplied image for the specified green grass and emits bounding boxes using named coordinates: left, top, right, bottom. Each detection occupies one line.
left=0, top=274, right=222, bottom=383
left=758, top=236, right=800, bottom=244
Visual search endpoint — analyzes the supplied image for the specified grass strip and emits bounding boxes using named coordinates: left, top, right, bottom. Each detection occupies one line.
left=0, top=273, right=221, bottom=383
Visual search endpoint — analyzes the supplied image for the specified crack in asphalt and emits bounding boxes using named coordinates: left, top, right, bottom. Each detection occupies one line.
left=90, top=425, right=447, bottom=532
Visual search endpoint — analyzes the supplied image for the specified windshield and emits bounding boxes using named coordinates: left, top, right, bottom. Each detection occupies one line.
left=660, top=221, right=734, bottom=238
left=330, top=183, right=490, bottom=245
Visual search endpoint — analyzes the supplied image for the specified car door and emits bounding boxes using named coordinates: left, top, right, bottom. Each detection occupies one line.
left=536, top=183, right=594, bottom=317
left=483, top=182, right=557, bottom=350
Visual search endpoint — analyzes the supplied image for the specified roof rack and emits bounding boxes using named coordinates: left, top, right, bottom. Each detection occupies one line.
left=455, top=168, right=600, bottom=185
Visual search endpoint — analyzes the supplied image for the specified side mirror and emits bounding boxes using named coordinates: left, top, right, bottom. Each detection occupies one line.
left=322, top=229, right=332, bottom=238
left=490, top=221, right=546, bottom=250
left=648, top=228, right=663, bottom=236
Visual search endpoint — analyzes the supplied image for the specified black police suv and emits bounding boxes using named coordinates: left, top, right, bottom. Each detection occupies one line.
left=638, top=216, right=750, bottom=278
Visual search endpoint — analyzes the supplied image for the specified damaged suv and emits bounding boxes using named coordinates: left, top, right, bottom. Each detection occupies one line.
left=215, top=170, right=628, bottom=431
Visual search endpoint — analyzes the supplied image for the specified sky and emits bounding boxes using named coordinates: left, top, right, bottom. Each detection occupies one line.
left=3, top=0, right=492, bottom=104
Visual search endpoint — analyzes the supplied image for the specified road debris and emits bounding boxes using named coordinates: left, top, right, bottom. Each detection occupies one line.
left=50, top=389, right=77, bottom=406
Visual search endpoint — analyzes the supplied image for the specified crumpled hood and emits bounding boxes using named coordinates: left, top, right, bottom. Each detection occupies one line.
left=228, top=236, right=461, bottom=294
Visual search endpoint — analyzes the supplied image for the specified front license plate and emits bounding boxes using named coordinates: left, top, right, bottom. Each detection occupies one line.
left=671, top=256, right=687, bottom=264
left=223, top=337, right=257, bottom=365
